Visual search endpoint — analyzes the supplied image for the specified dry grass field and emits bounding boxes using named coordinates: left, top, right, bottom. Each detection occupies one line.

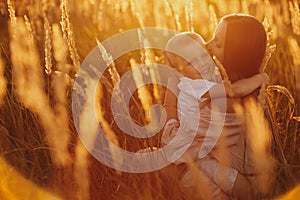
left=0, top=0, right=299, bottom=199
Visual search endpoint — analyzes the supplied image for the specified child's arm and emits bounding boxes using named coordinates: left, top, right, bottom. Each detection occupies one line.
left=164, top=75, right=179, bottom=122
left=163, top=51, right=180, bottom=122
left=231, top=72, right=269, bottom=97
left=202, top=73, right=269, bottom=99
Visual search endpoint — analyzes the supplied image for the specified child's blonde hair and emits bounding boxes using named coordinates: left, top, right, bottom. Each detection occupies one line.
left=164, top=32, right=216, bottom=79
left=164, top=32, right=205, bottom=68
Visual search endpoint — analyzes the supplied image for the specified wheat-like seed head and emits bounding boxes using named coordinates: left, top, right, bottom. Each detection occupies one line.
left=0, top=52, right=6, bottom=106
left=23, top=15, right=34, bottom=38
left=137, top=29, right=161, bottom=102
left=9, top=18, right=71, bottom=166
left=96, top=37, right=120, bottom=86
left=260, top=17, right=277, bottom=73
left=0, top=157, right=62, bottom=199
left=44, top=17, right=53, bottom=75
left=7, top=0, right=17, bottom=37
left=258, top=17, right=277, bottom=107
left=60, top=0, right=80, bottom=73
left=130, top=58, right=153, bottom=122
left=73, top=139, right=90, bottom=200
left=52, top=23, right=68, bottom=65
left=244, top=98, right=275, bottom=195
left=289, top=0, right=300, bottom=35
left=208, top=5, right=218, bottom=34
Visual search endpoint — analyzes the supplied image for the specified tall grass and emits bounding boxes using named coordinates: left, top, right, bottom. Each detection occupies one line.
left=0, top=0, right=299, bottom=199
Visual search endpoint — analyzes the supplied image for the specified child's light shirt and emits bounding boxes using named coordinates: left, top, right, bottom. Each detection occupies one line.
left=177, top=77, right=223, bottom=160
left=177, top=77, right=216, bottom=122
left=162, top=32, right=240, bottom=198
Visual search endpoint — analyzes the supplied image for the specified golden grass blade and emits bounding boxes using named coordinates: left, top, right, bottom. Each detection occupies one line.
left=263, top=0, right=274, bottom=26
left=277, top=184, right=300, bottom=200
left=60, top=0, right=80, bottom=72
left=165, top=0, right=181, bottom=31
left=265, top=85, right=296, bottom=156
left=79, top=72, right=99, bottom=150
left=130, top=58, right=153, bottom=122
left=241, top=0, right=249, bottom=14
left=208, top=5, right=218, bottom=35
left=94, top=81, right=122, bottom=173
left=236, top=98, right=275, bottom=196
left=52, top=23, right=68, bottom=65
left=44, top=17, right=53, bottom=75
left=260, top=17, right=277, bottom=73
left=23, top=15, right=34, bottom=38
left=0, top=157, right=62, bottom=200
left=266, top=85, right=295, bottom=122
left=289, top=0, right=300, bottom=35
left=182, top=155, right=214, bottom=199
left=185, top=0, right=194, bottom=32
left=138, top=29, right=159, bottom=103
left=293, top=116, right=300, bottom=122
left=96, top=37, right=120, bottom=86
left=74, top=139, right=90, bottom=200
left=9, top=17, right=70, bottom=166
left=258, top=17, right=277, bottom=107
left=0, top=52, right=6, bottom=106
left=7, top=0, right=17, bottom=37
left=288, top=37, right=300, bottom=67
left=148, top=63, right=161, bottom=103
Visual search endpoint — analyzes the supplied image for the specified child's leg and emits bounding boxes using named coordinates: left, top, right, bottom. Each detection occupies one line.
left=197, top=156, right=259, bottom=199
left=160, top=163, right=186, bottom=199
left=180, top=165, right=229, bottom=200
left=196, top=157, right=237, bottom=195
left=160, top=162, right=230, bottom=199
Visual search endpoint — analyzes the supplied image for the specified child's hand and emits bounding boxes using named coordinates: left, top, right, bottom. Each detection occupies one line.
left=230, top=72, right=270, bottom=98
left=258, top=73, right=270, bottom=84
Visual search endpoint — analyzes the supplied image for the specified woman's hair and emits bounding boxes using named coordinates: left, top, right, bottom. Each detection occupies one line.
left=222, top=14, right=267, bottom=82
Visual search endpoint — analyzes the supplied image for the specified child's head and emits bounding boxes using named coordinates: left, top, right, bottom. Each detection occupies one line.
left=164, top=32, right=217, bottom=80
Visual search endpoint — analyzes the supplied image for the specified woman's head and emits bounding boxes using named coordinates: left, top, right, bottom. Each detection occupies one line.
left=206, top=14, right=267, bottom=82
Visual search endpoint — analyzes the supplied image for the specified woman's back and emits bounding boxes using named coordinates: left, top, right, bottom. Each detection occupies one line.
left=207, top=95, right=259, bottom=174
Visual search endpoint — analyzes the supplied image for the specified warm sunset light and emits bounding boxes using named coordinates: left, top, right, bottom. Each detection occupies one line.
left=0, top=0, right=299, bottom=199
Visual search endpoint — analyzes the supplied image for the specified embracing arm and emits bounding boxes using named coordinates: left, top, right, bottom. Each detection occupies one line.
left=164, top=75, right=179, bottom=122
left=231, top=72, right=269, bottom=97
left=202, top=73, right=269, bottom=99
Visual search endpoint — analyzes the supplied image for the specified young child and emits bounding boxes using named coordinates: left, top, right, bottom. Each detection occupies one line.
left=163, top=32, right=268, bottom=124
left=161, top=32, right=269, bottom=198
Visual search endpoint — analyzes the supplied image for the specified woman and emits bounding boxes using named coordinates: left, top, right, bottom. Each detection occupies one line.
left=161, top=14, right=270, bottom=199
left=204, top=14, right=269, bottom=199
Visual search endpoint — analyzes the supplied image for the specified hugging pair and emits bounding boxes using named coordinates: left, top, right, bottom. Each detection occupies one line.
left=161, top=14, right=269, bottom=199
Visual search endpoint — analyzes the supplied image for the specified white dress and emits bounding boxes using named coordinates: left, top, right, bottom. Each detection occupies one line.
left=161, top=77, right=250, bottom=198
left=163, top=77, right=228, bottom=162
